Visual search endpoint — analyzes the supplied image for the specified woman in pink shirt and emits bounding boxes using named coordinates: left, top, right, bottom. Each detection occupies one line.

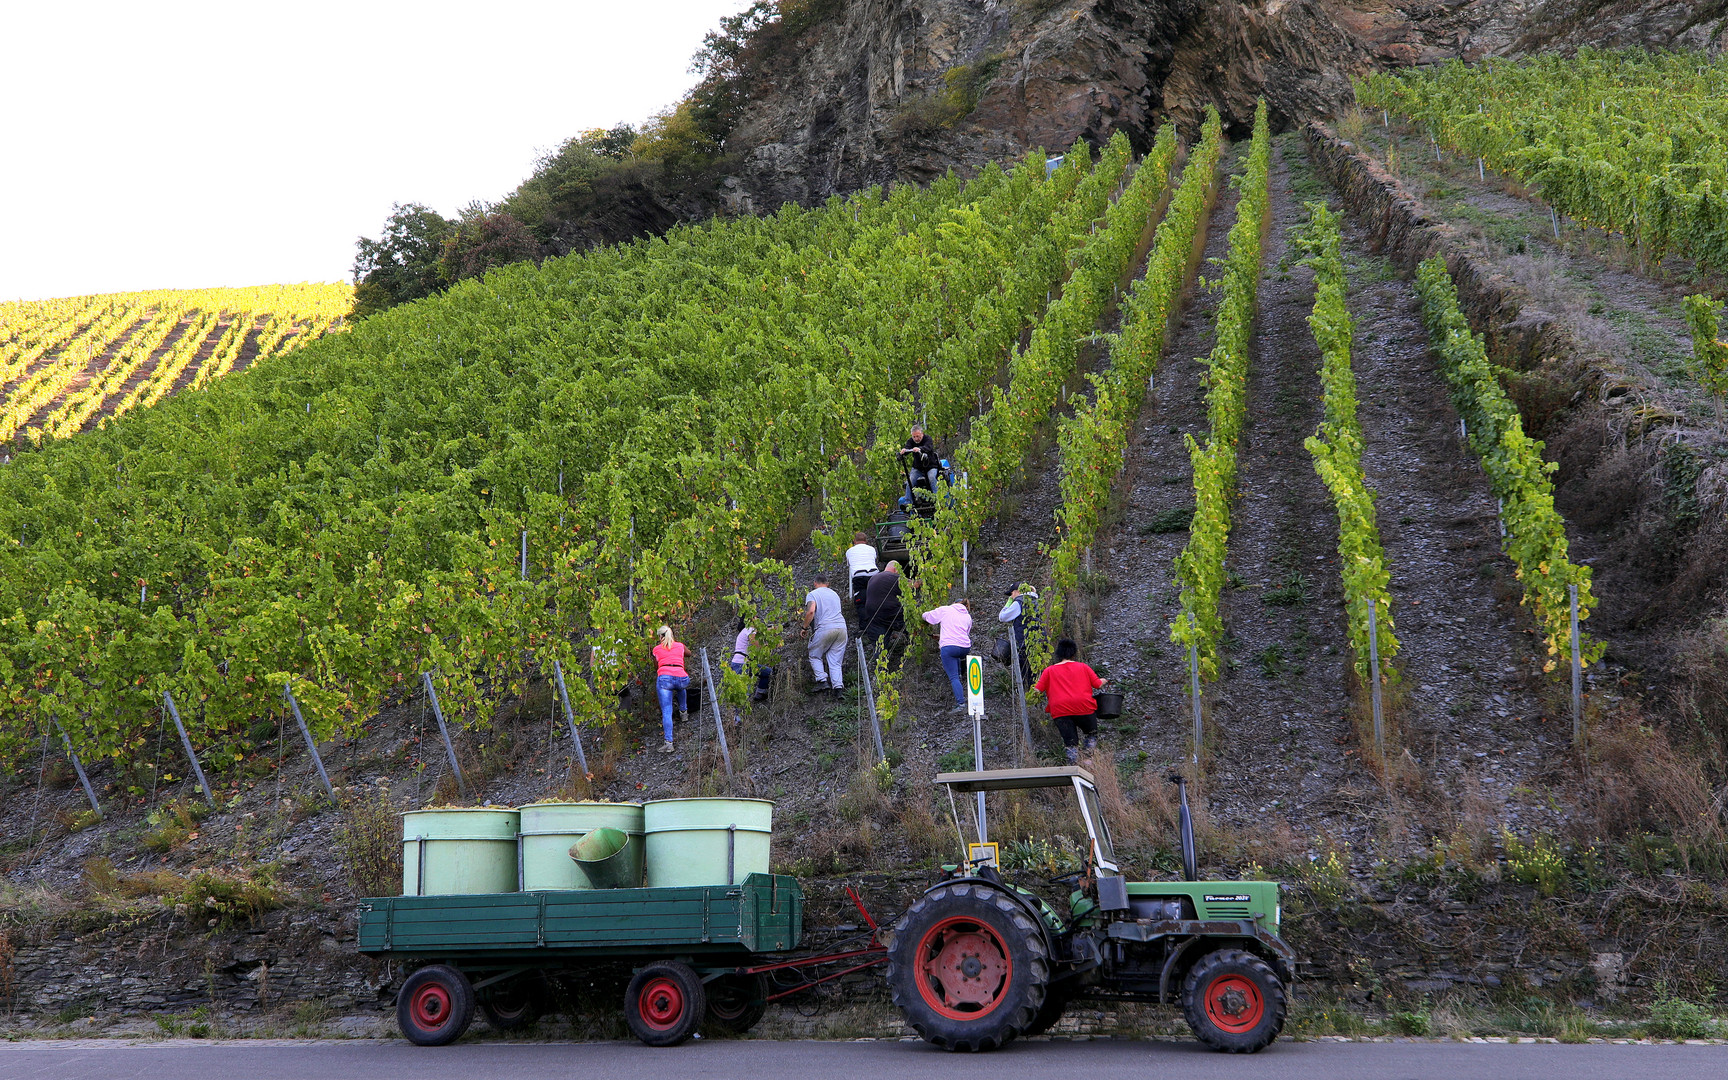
left=922, top=599, right=973, bottom=713
left=652, top=625, right=689, bottom=755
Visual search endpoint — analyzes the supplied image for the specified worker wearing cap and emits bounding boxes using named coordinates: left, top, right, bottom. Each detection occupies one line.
left=997, top=583, right=1041, bottom=684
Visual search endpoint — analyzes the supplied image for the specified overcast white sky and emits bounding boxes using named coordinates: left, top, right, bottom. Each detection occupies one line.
left=2, top=1, right=752, bottom=302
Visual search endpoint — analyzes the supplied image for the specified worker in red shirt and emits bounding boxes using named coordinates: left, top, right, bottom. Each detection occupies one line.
left=1033, top=638, right=1106, bottom=764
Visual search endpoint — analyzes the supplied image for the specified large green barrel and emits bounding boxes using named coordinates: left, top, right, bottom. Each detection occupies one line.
left=518, top=801, right=645, bottom=890
left=401, top=808, right=520, bottom=896
left=643, top=798, right=774, bottom=887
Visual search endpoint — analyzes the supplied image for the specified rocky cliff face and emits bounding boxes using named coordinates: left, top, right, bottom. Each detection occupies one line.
left=723, top=0, right=1728, bottom=211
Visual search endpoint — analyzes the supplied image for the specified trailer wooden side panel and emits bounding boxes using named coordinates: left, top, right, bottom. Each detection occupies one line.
left=357, top=872, right=802, bottom=959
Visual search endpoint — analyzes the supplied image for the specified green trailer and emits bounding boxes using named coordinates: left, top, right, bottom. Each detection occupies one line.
left=358, top=872, right=849, bottom=1046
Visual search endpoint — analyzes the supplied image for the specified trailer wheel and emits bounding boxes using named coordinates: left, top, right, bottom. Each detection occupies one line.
left=887, top=881, right=1048, bottom=1051
left=1181, top=948, right=1286, bottom=1053
left=626, top=961, right=707, bottom=1047
left=479, top=976, right=541, bottom=1031
left=704, top=972, right=768, bottom=1035
left=397, top=964, right=475, bottom=1046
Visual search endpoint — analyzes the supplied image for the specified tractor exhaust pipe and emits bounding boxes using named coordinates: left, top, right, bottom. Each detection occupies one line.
left=1169, top=775, right=1198, bottom=882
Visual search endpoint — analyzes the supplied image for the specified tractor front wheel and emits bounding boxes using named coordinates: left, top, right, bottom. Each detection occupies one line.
left=625, top=961, right=707, bottom=1047
left=1181, top=948, right=1286, bottom=1053
left=397, top=964, right=475, bottom=1046
left=886, top=881, right=1049, bottom=1051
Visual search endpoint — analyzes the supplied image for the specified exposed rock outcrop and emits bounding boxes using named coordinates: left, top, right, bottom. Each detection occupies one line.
left=723, top=0, right=1728, bottom=210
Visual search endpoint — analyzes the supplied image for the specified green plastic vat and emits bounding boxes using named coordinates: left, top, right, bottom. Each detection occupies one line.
left=401, top=808, right=520, bottom=896
left=518, top=801, right=644, bottom=891
left=643, top=798, right=774, bottom=887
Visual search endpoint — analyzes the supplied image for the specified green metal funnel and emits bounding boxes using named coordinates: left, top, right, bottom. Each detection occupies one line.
left=570, top=827, right=637, bottom=889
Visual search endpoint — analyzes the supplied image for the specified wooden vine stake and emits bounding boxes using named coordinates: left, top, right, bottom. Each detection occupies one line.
left=161, top=691, right=215, bottom=805
left=282, top=681, right=334, bottom=800
left=420, top=672, right=467, bottom=798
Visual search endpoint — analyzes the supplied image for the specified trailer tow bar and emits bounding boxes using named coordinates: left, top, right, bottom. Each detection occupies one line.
left=734, top=885, right=887, bottom=1003
left=738, top=948, right=888, bottom=1003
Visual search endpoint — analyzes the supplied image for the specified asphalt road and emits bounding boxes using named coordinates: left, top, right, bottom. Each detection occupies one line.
left=1, top=1038, right=1723, bottom=1080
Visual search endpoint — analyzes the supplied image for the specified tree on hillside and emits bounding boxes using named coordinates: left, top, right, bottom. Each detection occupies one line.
left=351, top=203, right=454, bottom=319
left=499, top=134, right=621, bottom=241
left=438, top=207, right=541, bottom=284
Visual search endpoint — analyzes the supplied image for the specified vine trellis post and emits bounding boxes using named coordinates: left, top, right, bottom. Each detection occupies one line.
left=1367, top=599, right=1385, bottom=760
left=283, top=682, right=334, bottom=801
left=420, top=672, right=467, bottom=798
left=699, top=648, right=733, bottom=778
left=52, top=718, right=102, bottom=817
left=161, top=691, right=214, bottom=805
left=551, top=659, right=590, bottom=779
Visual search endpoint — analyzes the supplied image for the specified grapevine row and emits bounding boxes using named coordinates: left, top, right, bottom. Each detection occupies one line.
left=1683, top=295, right=1728, bottom=414
left=1044, top=110, right=1226, bottom=636
left=893, top=131, right=1165, bottom=642
left=1295, top=201, right=1398, bottom=688
left=813, top=140, right=1104, bottom=563
left=38, top=308, right=189, bottom=440
left=1, top=285, right=351, bottom=445
left=1414, top=257, right=1602, bottom=672
left=1357, top=51, right=1728, bottom=272
left=1169, top=100, right=1273, bottom=682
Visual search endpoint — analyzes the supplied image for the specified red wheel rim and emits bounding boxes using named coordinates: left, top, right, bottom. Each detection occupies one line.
left=914, top=916, right=1013, bottom=1021
left=411, top=982, right=452, bottom=1030
left=1203, top=973, right=1265, bottom=1034
left=638, top=976, right=687, bottom=1031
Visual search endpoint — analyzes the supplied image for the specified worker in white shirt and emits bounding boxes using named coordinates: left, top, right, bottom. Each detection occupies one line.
left=844, top=530, right=878, bottom=608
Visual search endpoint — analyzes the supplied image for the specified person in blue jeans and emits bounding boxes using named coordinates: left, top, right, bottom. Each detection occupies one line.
left=652, top=625, right=690, bottom=754
left=922, top=599, right=974, bottom=714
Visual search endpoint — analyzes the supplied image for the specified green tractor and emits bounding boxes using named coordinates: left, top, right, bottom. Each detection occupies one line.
left=885, top=767, right=1293, bottom=1053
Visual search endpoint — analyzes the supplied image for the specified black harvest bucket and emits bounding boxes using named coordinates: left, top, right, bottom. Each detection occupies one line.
left=1093, top=690, right=1124, bottom=719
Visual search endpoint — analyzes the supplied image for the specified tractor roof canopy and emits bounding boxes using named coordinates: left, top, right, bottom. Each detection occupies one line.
left=934, top=767, right=1116, bottom=873
left=932, top=766, right=1097, bottom=792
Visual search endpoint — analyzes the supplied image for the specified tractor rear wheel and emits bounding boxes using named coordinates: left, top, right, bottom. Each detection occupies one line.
left=625, top=961, right=707, bottom=1047
left=1181, top=948, right=1286, bottom=1053
left=887, top=881, right=1049, bottom=1051
left=1024, top=984, right=1071, bottom=1038
left=397, top=964, right=475, bottom=1046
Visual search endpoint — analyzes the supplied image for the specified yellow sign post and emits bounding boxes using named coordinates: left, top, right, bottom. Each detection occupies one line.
left=967, top=654, right=985, bottom=840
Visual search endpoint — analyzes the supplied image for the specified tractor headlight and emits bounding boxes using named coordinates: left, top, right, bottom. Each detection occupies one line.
left=1274, top=902, right=1281, bottom=930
